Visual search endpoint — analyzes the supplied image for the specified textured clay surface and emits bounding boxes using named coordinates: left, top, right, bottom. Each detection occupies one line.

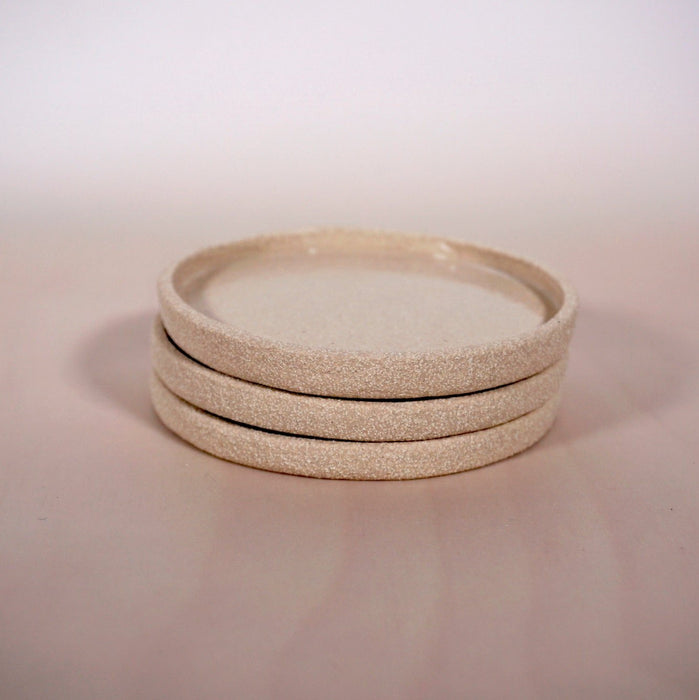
left=152, top=318, right=568, bottom=442
left=149, top=373, right=561, bottom=480
left=158, top=229, right=578, bottom=397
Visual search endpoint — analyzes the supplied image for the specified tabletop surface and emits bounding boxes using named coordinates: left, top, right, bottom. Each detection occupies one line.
left=2, top=222, right=698, bottom=699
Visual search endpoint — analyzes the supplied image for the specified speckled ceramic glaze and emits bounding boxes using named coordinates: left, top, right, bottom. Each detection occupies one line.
left=158, top=229, right=578, bottom=398
left=150, top=373, right=562, bottom=480
left=152, top=318, right=567, bottom=442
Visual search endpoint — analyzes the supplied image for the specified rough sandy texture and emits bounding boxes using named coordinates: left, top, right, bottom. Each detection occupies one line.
left=150, top=373, right=561, bottom=480
left=158, top=229, right=578, bottom=398
left=152, top=318, right=567, bottom=442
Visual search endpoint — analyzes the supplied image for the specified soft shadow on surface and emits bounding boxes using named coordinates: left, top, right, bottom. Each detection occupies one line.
left=69, top=305, right=693, bottom=477
left=546, top=304, right=695, bottom=445
left=73, top=310, right=163, bottom=428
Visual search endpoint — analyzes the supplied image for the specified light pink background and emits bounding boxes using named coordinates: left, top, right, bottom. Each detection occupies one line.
left=2, top=2, right=698, bottom=698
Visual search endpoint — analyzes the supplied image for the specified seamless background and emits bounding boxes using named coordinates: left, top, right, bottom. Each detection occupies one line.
left=2, top=1, right=698, bottom=238
left=2, top=3, right=698, bottom=699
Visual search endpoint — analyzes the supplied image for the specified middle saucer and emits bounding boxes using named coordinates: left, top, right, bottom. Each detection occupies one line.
left=152, top=319, right=566, bottom=442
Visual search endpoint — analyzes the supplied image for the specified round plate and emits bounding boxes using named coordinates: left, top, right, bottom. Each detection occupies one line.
left=152, top=318, right=567, bottom=442
left=150, top=373, right=561, bottom=480
left=158, top=229, right=577, bottom=398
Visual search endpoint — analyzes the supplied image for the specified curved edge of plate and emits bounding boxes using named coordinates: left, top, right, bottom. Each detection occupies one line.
left=152, top=317, right=568, bottom=442
left=158, top=229, right=578, bottom=398
left=149, top=372, right=562, bottom=480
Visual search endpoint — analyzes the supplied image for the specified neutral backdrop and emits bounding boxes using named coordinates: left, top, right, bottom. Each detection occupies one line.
left=2, top=2, right=698, bottom=698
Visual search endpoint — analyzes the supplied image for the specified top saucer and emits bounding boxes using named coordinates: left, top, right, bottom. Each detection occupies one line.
left=158, top=229, right=577, bottom=398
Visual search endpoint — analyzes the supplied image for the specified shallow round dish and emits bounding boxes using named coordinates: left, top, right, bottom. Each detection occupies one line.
left=158, top=229, right=577, bottom=398
left=152, top=318, right=567, bottom=442
left=150, top=373, right=561, bottom=480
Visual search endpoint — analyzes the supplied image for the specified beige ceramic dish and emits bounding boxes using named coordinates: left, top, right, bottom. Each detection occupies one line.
left=158, top=229, right=577, bottom=399
left=152, top=318, right=567, bottom=442
left=150, top=373, right=561, bottom=480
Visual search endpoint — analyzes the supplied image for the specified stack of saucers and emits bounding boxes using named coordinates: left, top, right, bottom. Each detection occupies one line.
left=150, top=229, right=578, bottom=480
